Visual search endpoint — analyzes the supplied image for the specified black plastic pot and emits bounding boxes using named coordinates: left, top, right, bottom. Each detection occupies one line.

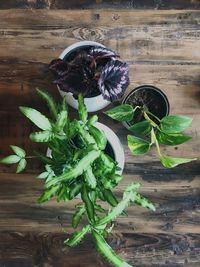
left=122, top=85, right=170, bottom=128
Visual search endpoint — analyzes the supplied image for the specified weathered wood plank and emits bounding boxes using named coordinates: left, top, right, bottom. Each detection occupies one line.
left=0, top=0, right=200, bottom=10
left=1, top=10, right=200, bottom=63
left=0, top=173, right=199, bottom=233
left=0, top=231, right=200, bottom=267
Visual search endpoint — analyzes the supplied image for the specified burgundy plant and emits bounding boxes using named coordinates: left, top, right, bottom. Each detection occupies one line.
left=49, top=46, right=129, bottom=101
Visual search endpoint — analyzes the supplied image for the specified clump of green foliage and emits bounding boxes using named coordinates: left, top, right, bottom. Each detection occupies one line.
left=0, top=89, right=155, bottom=267
left=105, top=104, right=197, bottom=168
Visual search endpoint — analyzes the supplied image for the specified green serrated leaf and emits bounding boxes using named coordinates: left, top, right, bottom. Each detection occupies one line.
left=129, top=120, right=152, bottom=135
left=37, top=171, right=49, bottom=179
left=0, top=155, right=21, bottom=164
left=36, top=88, right=58, bottom=120
left=78, top=94, right=87, bottom=122
left=30, top=131, right=52, bottom=142
left=92, top=230, right=132, bottom=267
left=95, top=183, right=140, bottom=227
left=105, top=104, right=134, bottom=122
left=84, top=166, right=97, bottom=189
left=87, top=115, right=98, bottom=127
left=19, top=106, right=52, bottom=131
left=72, top=206, right=86, bottom=228
left=135, top=193, right=156, bottom=211
left=37, top=185, right=59, bottom=203
left=10, top=145, right=26, bottom=158
left=16, top=158, right=27, bottom=173
left=160, top=155, right=197, bottom=168
left=160, top=115, right=192, bottom=134
left=46, top=150, right=101, bottom=188
left=128, top=135, right=150, bottom=155
left=64, top=225, right=90, bottom=247
left=156, top=131, right=192, bottom=146
left=55, top=110, right=68, bottom=131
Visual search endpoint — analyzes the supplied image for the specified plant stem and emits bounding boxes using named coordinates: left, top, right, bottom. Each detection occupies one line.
left=151, top=128, right=162, bottom=158
left=144, top=112, right=158, bottom=128
left=145, top=110, right=161, bottom=123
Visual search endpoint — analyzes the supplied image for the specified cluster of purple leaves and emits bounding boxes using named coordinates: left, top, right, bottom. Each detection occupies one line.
left=49, top=46, right=129, bottom=101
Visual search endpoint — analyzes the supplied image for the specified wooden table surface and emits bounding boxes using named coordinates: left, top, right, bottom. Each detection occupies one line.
left=0, top=2, right=200, bottom=267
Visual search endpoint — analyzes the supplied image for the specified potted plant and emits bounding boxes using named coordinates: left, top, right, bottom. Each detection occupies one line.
left=105, top=85, right=197, bottom=168
left=49, top=41, right=130, bottom=112
left=0, top=89, right=155, bottom=267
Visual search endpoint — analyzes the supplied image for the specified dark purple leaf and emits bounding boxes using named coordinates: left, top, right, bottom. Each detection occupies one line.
left=49, top=59, right=69, bottom=76
left=98, top=60, right=129, bottom=101
left=89, top=47, right=119, bottom=59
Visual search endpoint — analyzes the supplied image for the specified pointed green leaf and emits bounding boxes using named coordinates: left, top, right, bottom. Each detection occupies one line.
left=135, top=193, right=156, bottom=211
left=95, top=183, right=140, bottom=227
left=160, top=155, right=197, bottom=168
left=72, top=206, right=86, bottom=228
left=105, top=104, right=134, bottom=122
left=56, top=110, right=68, bottom=131
left=36, top=88, right=58, bottom=120
left=92, top=230, right=132, bottom=267
left=160, top=115, right=192, bottom=134
left=37, top=185, right=59, bottom=203
left=0, top=155, right=21, bottom=164
left=19, top=106, right=52, bottom=131
left=30, top=131, right=52, bottom=142
left=10, top=145, right=26, bottom=158
left=64, top=225, right=90, bottom=247
left=128, top=135, right=150, bottom=155
left=129, top=120, right=152, bottom=135
left=16, top=158, right=27, bottom=173
left=78, top=94, right=87, bottom=122
left=37, top=172, right=49, bottom=179
left=84, top=166, right=97, bottom=189
left=156, top=131, right=192, bottom=146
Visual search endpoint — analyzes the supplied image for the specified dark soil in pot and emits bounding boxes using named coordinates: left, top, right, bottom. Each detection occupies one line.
left=123, top=85, right=170, bottom=126
left=104, top=141, right=115, bottom=161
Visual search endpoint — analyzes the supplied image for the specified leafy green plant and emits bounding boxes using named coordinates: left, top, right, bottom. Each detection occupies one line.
left=0, top=89, right=155, bottom=267
left=105, top=104, right=197, bottom=168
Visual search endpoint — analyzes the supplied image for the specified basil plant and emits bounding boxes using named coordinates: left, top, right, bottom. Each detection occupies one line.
left=105, top=104, right=197, bottom=168
left=1, top=89, right=155, bottom=267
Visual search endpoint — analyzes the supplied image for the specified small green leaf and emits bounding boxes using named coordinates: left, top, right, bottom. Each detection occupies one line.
left=156, top=131, right=192, bottom=146
left=78, top=94, right=87, bottom=122
left=128, top=135, right=150, bottom=155
left=37, top=185, right=59, bottom=203
left=36, top=88, right=58, bottom=120
left=135, top=193, right=156, bottom=211
left=64, top=225, right=90, bottom=247
left=84, top=166, right=97, bottom=189
left=10, top=145, right=26, bottom=158
left=129, top=120, right=152, bottom=135
left=105, top=104, right=134, bottom=121
left=56, top=110, right=68, bottom=131
left=30, top=131, right=52, bottom=142
left=16, top=158, right=27, bottom=173
left=160, top=155, right=197, bottom=168
left=19, top=106, right=52, bottom=131
left=0, top=155, right=21, bottom=164
left=160, top=115, right=192, bottom=134
left=37, top=172, right=49, bottom=179
left=72, top=206, right=86, bottom=228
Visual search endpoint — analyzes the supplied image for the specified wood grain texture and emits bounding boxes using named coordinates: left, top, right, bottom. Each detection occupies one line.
left=0, top=0, right=200, bottom=10
left=0, top=9, right=199, bottom=267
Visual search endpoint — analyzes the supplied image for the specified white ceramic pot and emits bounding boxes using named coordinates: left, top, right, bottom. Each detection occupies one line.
left=58, top=41, right=111, bottom=112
